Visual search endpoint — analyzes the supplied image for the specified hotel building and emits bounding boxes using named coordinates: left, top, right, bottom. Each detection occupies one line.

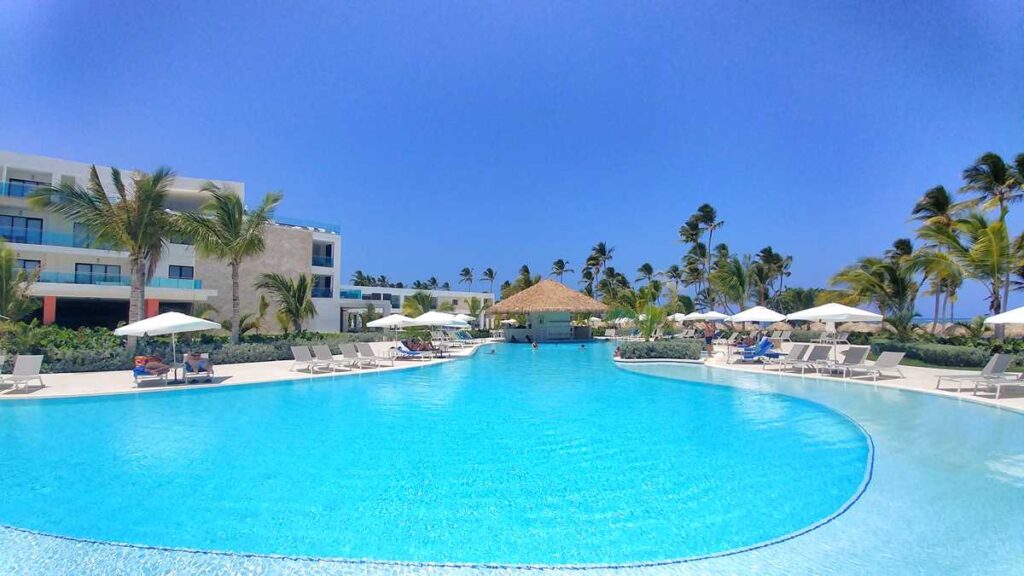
left=0, top=151, right=492, bottom=332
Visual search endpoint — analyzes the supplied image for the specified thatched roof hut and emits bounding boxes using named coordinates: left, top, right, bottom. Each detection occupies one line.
left=488, top=280, right=608, bottom=315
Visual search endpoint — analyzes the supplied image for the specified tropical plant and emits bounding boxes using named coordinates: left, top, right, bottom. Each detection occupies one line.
left=709, top=254, right=751, bottom=312
left=636, top=303, right=666, bottom=341
left=191, top=302, right=219, bottom=320
left=401, top=291, right=434, bottom=317
left=481, top=268, right=497, bottom=293
left=458, top=267, right=474, bottom=291
left=466, top=296, right=484, bottom=318
left=635, top=262, right=657, bottom=285
left=586, top=242, right=614, bottom=294
left=177, top=183, right=281, bottom=343
left=550, top=259, right=574, bottom=283
left=30, top=165, right=176, bottom=332
left=0, top=239, right=40, bottom=321
left=829, top=240, right=920, bottom=320
left=254, top=273, right=317, bottom=332
left=912, top=185, right=960, bottom=328
left=663, top=264, right=683, bottom=290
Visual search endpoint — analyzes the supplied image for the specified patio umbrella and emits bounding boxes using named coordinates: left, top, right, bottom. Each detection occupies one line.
left=984, top=306, right=1024, bottom=325
left=114, top=312, right=221, bottom=365
left=687, top=311, right=730, bottom=322
left=787, top=303, right=882, bottom=360
left=453, top=313, right=475, bottom=324
left=499, top=318, right=519, bottom=326
left=411, top=311, right=470, bottom=328
left=727, top=306, right=785, bottom=324
left=367, top=313, right=415, bottom=340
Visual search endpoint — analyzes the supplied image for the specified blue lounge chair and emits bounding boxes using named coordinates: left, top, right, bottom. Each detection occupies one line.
left=395, top=341, right=432, bottom=361
left=740, top=339, right=775, bottom=362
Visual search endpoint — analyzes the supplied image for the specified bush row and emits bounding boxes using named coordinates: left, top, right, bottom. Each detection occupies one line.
left=869, top=339, right=1020, bottom=368
left=1, top=324, right=382, bottom=373
left=619, top=340, right=702, bottom=360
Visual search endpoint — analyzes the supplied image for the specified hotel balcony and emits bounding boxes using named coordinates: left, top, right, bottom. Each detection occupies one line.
left=37, top=271, right=203, bottom=290
left=312, top=254, right=334, bottom=267
left=0, top=227, right=121, bottom=251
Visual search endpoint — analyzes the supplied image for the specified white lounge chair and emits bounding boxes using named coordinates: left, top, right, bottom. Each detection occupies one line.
left=290, top=346, right=328, bottom=372
left=973, top=373, right=1024, bottom=400
left=823, top=346, right=871, bottom=377
left=935, top=354, right=1013, bottom=393
left=787, top=344, right=833, bottom=374
left=356, top=342, right=394, bottom=367
left=3, top=355, right=44, bottom=391
left=843, top=351, right=906, bottom=380
left=182, top=352, right=215, bottom=383
left=340, top=343, right=376, bottom=368
left=395, top=341, right=432, bottom=360
left=311, top=345, right=353, bottom=371
left=764, top=343, right=809, bottom=370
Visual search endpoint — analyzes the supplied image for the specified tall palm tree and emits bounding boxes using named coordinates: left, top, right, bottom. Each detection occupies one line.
left=588, top=242, right=614, bottom=287
left=481, top=268, right=497, bottom=293
left=663, top=264, right=683, bottom=290
left=911, top=185, right=958, bottom=328
left=709, top=254, right=751, bottom=313
left=177, top=184, right=281, bottom=343
left=30, top=165, right=176, bottom=331
left=578, top=267, right=595, bottom=296
left=635, top=262, right=656, bottom=285
left=961, top=152, right=1024, bottom=312
left=550, top=259, right=574, bottom=283
left=255, top=273, right=317, bottom=332
left=692, top=204, right=724, bottom=287
left=458, top=267, right=474, bottom=291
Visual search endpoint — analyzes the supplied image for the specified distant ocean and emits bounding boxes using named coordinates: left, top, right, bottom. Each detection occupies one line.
left=911, top=317, right=976, bottom=324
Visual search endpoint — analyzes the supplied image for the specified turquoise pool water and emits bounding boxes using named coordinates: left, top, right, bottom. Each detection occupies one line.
left=0, top=343, right=869, bottom=566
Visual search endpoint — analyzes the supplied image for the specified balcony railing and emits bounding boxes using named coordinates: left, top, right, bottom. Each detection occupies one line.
left=312, top=254, right=334, bottom=267
left=37, top=271, right=202, bottom=290
left=312, top=287, right=333, bottom=298
left=339, top=289, right=362, bottom=299
left=274, top=216, right=340, bottom=235
left=1, top=181, right=46, bottom=198
left=0, top=227, right=121, bottom=251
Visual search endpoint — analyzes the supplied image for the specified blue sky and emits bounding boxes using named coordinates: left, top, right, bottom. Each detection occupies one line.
left=1, top=1, right=1021, bottom=315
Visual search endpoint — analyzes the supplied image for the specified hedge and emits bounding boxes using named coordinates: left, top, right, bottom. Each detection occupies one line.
left=619, top=340, right=702, bottom=360
left=869, top=339, right=1013, bottom=368
left=0, top=324, right=382, bottom=373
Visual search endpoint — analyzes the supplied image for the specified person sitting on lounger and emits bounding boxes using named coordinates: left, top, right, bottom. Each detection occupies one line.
left=185, top=352, right=214, bottom=382
left=134, top=355, right=171, bottom=378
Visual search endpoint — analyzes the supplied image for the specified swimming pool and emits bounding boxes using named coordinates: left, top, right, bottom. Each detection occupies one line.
left=0, top=342, right=1022, bottom=574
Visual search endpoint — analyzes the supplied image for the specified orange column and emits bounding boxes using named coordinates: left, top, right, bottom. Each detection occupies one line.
left=145, top=299, right=160, bottom=318
left=42, top=296, right=57, bottom=325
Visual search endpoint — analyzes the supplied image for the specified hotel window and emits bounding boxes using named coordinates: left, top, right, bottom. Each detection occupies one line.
left=312, top=275, right=333, bottom=298
left=75, top=263, right=121, bottom=284
left=15, top=259, right=40, bottom=272
left=452, top=299, right=459, bottom=306
left=0, top=216, right=43, bottom=244
left=168, top=265, right=194, bottom=279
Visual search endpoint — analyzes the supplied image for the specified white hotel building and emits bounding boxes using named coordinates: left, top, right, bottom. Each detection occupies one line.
left=0, top=151, right=492, bottom=332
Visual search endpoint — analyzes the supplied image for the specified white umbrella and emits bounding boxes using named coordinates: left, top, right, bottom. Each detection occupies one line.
left=668, top=313, right=689, bottom=323
left=787, top=303, right=882, bottom=360
left=453, top=313, right=475, bottom=323
left=366, top=313, right=414, bottom=328
left=728, top=306, right=786, bottom=324
left=984, top=306, right=1024, bottom=324
left=688, top=311, right=730, bottom=321
left=114, top=312, right=221, bottom=366
left=411, top=311, right=470, bottom=328
left=499, top=318, right=519, bottom=326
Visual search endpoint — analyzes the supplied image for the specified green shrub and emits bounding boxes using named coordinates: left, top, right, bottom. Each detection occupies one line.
left=0, top=323, right=385, bottom=373
left=870, top=339, right=1003, bottom=368
left=619, top=340, right=702, bottom=360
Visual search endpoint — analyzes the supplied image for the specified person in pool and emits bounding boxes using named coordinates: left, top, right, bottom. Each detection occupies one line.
left=579, top=344, right=585, bottom=351
left=531, top=341, right=539, bottom=350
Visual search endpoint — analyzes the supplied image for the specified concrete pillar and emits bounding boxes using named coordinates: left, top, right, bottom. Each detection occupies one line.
left=145, top=299, right=160, bottom=318
left=42, top=296, right=57, bottom=325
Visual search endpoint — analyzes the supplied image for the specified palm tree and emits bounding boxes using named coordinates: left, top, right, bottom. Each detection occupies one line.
left=550, top=259, right=574, bottom=283
left=709, top=254, right=751, bottom=313
left=578, top=268, right=595, bottom=296
left=30, top=165, right=176, bottom=331
left=459, top=267, right=474, bottom=291
left=830, top=242, right=921, bottom=339
left=481, top=268, right=497, bottom=293
left=177, top=184, right=281, bottom=343
left=350, top=270, right=373, bottom=286
left=911, top=185, right=959, bottom=329
left=960, top=152, right=1024, bottom=312
left=254, top=273, right=317, bottom=332
left=663, top=264, right=683, bottom=290
left=587, top=242, right=614, bottom=287
left=0, top=239, right=40, bottom=321
left=692, top=204, right=724, bottom=287
left=401, top=291, right=433, bottom=316
left=635, top=262, right=656, bottom=285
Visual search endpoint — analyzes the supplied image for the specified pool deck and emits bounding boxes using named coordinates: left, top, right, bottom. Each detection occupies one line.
left=0, top=341, right=490, bottom=401
left=702, top=341, right=1024, bottom=412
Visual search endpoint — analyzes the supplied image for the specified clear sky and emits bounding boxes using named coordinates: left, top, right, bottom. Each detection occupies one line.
left=1, top=1, right=1021, bottom=315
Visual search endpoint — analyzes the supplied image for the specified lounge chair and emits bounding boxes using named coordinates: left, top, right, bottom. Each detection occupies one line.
left=823, top=346, right=873, bottom=377
left=311, top=345, right=353, bottom=371
left=133, top=355, right=171, bottom=386
left=182, top=352, right=215, bottom=383
left=836, top=332, right=851, bottom=344
left=787, top=344, right=833, bottom=374
left=3, top=355, right=44, bottom=391
left=356, top=342, right=394, bottom=367
left=973, top=373, right=1024, bottom=400
left=290, top=346, right=329, bottom=373
left=395, top=341, right=431, bottom=360
left=764, top=343, right=809, bottom=370
left=936, top=354, right=1013, bottom=393
left=340, top=343, right=377, bottom=368
left=737, top=339, right=775, bottom=362
left=844, top=351, right=906, bottom=381
left=780, top=331, right=792, bottom=342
